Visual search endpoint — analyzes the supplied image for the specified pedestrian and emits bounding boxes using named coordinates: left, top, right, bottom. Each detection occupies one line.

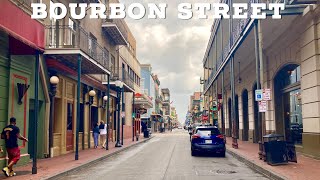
left=93, top=123, right=100, bottom=149
left=1, top=117, right=28, bottom=177
left=99, top=120, right=107, bottom=148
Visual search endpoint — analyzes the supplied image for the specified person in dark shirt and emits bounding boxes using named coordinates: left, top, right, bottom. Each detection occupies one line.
left=1, top=117, right=28, bottom=177
left=93, top=123, right=100, bottom=149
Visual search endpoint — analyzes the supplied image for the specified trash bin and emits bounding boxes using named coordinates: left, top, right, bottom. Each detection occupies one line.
left=144, top=129, right=150, bottom=138
left=263, top=134, right=288, bottom=165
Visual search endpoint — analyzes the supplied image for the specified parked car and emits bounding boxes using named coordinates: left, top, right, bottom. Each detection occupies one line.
left=190, top=126, right=226, bottom=157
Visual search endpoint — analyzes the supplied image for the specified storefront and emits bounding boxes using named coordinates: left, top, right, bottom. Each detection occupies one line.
left=0, top=0, right=47, bottom=168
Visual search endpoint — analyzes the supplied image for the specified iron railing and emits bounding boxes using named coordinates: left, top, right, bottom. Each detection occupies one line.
left=204, top=0, right=258, bottom=91
left=105, top=18, right=128, bottom=41
left=110, top=67, right=134, bottom=90
left=45, top=25, right=110, bottom=72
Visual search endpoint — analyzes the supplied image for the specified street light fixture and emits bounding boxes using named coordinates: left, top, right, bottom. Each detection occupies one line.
left=87, top=89, right=96, bottom=148
left=49, top=75, right=59, bottom=158
left=115, top=80, right=123, bottom=147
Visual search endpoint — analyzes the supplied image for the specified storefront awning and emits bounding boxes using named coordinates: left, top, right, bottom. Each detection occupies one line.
left=0, top=0, right=45, bottom=53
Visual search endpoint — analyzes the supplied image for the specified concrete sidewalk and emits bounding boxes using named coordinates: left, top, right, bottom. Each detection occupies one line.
left=0, top=135, right=153, bottom=180
left=226, top=137, right=320, bottom=180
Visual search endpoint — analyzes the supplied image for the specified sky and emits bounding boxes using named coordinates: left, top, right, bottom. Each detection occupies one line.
left=122, top=0, right=216, bottom=124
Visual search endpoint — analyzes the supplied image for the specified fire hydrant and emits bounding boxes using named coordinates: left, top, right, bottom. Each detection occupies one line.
left=136, top=130, right=140, bottom=141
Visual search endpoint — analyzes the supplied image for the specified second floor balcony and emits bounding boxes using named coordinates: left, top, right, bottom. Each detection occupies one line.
left=45, top=25, right=110, bottom=74
left=103, top=67, right=134, bottom=92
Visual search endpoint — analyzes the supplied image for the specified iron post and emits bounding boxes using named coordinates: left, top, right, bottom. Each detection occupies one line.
left=106, top=74, right=110, bottom=150
left=75, top=55, right=81, bottom=160
left=32, top=51, right=39, bottom=174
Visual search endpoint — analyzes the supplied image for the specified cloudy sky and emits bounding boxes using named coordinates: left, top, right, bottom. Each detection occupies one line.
left=122, top=0, right=216, bottom=123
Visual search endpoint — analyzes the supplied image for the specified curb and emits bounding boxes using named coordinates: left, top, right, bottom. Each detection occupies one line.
left=45, top=136, right=154, bottom=180
left=227, top=148, right=288, bottom=180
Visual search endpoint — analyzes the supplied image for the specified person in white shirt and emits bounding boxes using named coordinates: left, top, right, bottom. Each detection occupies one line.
left=99, top=120, right=107, bottom=148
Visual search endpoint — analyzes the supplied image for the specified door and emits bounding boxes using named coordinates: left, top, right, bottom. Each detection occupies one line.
left=242, top=90, right=249, bottom=141
left=228, top=98, right=232, bottom=137
left=235, top=95, right=239, bottom=139
left=66, top=102, right=74, bottom=151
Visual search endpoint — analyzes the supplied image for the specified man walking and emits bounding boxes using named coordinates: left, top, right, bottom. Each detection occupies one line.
left=1, top=117, right=28, bottom=177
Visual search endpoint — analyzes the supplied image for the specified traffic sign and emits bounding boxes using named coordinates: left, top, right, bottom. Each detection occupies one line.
left=121, top=111, right=125, bottom=118
left=259, top=101, right=267, bottom=112
left=255, top=89, right=263, bottom=101
left=263, top=89, right=271, bottom=101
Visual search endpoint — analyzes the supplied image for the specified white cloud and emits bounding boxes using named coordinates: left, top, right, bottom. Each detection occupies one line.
left=123, top=0, right=214, bottom=123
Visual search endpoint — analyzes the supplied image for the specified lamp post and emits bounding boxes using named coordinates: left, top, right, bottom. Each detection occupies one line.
left=87, top=89, right=96, bottom=149
left=115, top=80, right=123, bottom=147
left=121, top=86, right=124, bottom=145
left=49, top=75, right=59, bottom=158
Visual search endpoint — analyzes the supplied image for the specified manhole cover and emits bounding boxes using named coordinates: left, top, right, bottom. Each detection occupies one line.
left=211, top=169, right=237, bottom=174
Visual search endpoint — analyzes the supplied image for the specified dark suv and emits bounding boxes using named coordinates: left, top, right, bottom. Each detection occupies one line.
left=190, top=126, right=226, bottom=157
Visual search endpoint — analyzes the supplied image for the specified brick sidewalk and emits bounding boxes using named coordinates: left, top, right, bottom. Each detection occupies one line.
left=0, top=135, right=150, bottom=180
left=226, top=137, right=320, bottom=180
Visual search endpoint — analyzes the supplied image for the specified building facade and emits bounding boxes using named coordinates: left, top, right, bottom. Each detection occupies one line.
left=202, top=0, right=320, bottom=158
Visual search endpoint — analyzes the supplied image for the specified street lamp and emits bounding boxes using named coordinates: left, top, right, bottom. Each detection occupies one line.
left=115, top=80, right=123, bottom=147
left=49, top=75, right=59, bottom=158
left=87, top=89, right=96, bottom=148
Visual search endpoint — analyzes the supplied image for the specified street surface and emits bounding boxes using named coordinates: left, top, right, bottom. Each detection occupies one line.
left=58, top=130, right=268, bottom=180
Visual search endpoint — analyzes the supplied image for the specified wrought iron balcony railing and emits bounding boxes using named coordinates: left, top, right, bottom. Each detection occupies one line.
left=45, top=25, right=111, bottom=72
left=103, top=18, right=128, bottom=45
left=110, top=67, right=134, bottom=90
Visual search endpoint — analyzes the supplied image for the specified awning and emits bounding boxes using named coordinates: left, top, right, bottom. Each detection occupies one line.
left=0, top=0, right=45, bottom=52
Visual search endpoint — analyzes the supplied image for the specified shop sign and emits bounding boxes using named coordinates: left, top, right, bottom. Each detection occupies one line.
left=255, top=89, right=263, bottom=101
left=263, top=89, right=271, bottom=101
left=258, top=101, right=267, bottom=112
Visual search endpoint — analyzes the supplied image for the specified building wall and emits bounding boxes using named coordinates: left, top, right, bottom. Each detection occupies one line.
left=0, top=31, right=47, bottom=168
left=215, top=5, right=320, bottom=157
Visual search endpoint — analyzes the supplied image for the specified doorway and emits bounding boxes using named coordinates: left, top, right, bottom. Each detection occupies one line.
left=242, top=89, right=249, bottom=141
left=228, top=98, right=232, bottom=137
left=28, top=100, right=43, bottom=158
left=235, top=95, right=239, bottom=139
left=221, top=104, right=225, bottom=134
left=66, top=102, right=74, bottom=152
left=274, top=64, right=302, bottom=144
left=91, top=106, right=98, bottom=129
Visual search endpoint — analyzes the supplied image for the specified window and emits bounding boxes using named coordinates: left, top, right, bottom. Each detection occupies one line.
left=196, top=128, right=220, bottom=136
left=111, top=55, right=115, bottom=74
left=66, top=18, right=76, bottom=46
left=67, top=103, right=73, bottom=131
left=103, top=48, right=109, bottom=67
left=88, top=34, right=97, bottom=59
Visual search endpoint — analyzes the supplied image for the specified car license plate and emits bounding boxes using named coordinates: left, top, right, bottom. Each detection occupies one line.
left=205, top=140, right=212, bottom=144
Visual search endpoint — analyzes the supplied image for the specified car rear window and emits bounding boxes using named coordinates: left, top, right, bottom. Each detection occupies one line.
left=196, top=128, right=220, bottom=136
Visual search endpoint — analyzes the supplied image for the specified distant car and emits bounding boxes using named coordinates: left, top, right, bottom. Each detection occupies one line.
left=190, top=126, right=225, bottom=157
left=178, top=126, right=182, bottom=129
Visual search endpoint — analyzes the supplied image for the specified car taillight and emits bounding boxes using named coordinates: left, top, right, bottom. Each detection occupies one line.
left=216, top=134, right=224, bottom=139
left=192, top=134, right=200, bottom=139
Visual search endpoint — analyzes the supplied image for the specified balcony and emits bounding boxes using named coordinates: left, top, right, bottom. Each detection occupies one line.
left=102, top=18, right=128, bottom=45
left=162, top=99, right=170, bottom=106
left=155, top=95, right=163, bottom=103
left=45, top=25, right=110, bottom=74
left=203, top=0, right=309, bottom=93
left=102, top=67, right=134, bottom=92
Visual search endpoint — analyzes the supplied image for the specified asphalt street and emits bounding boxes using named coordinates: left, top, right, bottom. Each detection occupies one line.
left=58, top=129, right=269, bottom=180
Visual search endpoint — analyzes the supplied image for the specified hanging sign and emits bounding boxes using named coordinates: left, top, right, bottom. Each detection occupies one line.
left=263, top=89, right=271, bottom=101
left=259, top=101, right=267, bottom=112
left=255, top=89, right=263, bottom=101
